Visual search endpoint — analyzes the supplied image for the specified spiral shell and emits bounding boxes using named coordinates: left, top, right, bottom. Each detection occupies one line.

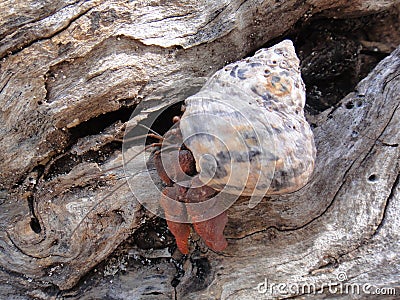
left=179, top=40, right=316, bottom=198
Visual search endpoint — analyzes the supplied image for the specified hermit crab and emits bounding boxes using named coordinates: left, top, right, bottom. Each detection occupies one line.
left=123, top=40, right=316, bottom=254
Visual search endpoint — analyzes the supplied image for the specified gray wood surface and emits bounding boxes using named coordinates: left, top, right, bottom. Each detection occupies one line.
left=0, top=0, right=399, bottom=299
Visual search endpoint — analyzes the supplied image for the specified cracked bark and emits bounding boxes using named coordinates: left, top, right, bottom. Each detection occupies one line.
left=0, top=0, right=399, bottom=299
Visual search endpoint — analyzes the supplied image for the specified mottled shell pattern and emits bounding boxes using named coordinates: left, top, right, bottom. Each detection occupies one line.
left=180, top=40, right=316, bottom=197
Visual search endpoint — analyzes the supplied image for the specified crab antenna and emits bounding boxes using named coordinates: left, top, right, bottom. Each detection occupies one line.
left=138, top=123, right=163, bottom=138
left=73, top=130, right=180, bottom=182
left=67, top=118, right=185, bottom=236
left=154, top=144, right=181, bottom=153
left=114, top=133, right=164, bottom=143
left=84, top=141, right=181, bottom=181
left=123, top=142, right=163, bottom=165
left=80, top=142, right=164, bottom=180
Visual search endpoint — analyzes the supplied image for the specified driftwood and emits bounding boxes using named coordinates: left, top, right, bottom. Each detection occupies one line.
left=0, top=0, right=399, bottom=299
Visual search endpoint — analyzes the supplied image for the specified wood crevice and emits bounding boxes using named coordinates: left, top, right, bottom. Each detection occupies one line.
left=1, top=1, right=399, bottom=297
left=373, top=170, right=400, bottom=236
left=5, top=231, right=39, bottom=260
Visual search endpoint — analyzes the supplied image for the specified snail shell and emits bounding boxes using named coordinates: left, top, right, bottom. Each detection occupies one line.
left=179, top=40, right=316, bottom=198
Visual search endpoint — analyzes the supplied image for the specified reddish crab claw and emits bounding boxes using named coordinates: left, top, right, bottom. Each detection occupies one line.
left=154, top=126, right=228, bottom=254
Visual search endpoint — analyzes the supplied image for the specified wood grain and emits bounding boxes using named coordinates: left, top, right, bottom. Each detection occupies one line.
left=0, top=0, right=399, bottom=298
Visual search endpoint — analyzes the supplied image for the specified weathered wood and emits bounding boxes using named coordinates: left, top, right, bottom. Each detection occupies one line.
left=61, top=41, right=400, bottom=300
left=0, top=0, right=399, bottom=299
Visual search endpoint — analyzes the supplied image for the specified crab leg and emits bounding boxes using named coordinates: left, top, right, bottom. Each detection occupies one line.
left=192, top=212, right=228, bottom=252
left=160, top=186, right=191, bottom=254
left=186, top=176, right=228, bottom=252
